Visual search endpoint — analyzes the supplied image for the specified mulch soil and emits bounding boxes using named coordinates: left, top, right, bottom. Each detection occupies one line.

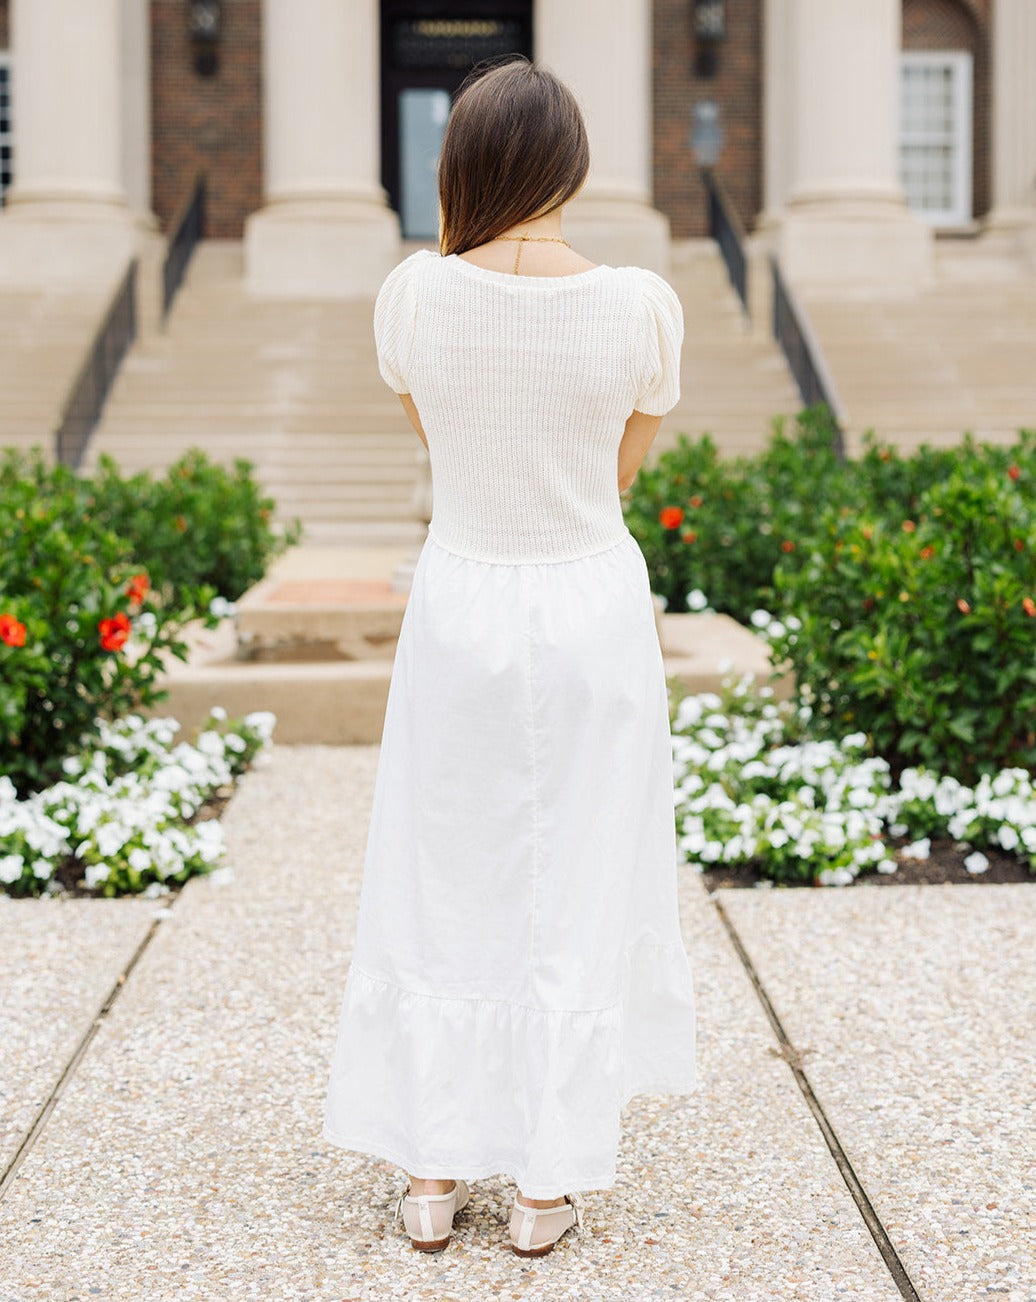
left=702, top=838, right=1034, bottom=890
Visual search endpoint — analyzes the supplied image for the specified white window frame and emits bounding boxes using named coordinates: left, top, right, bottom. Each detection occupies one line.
left=0, top=51, right=11, bottom=207
left=899, top=50, right=973, bottom=228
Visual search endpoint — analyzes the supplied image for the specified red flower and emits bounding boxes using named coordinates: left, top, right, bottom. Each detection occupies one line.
left=659, top=506, right=684, bottom=530
left=780, top=540, right=795, bottom=553
left=689, top=495, right=703, bottom=509
left=919, top=545, right=935, bottom=560
left=99, top=611, right=132, bottom=652
left=902, top=520, right=916, bottom=533
left=1015, top=539, right=1025, bottom=552
left=1024, top=597, right=1036, bottom=618
left=957, top=598, right=971, bottom=615
left=1008, top=465, right=1020, bottom=482
left=0, top=613, right=27, bottom=648
left=124, top=572, right=149, bottom=605
left=681, top=530, right=698, bottom=544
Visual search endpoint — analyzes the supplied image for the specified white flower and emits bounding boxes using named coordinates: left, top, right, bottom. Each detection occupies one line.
left=209, top=596, right=237, bottom=620
left=963, top=851, right=990, bottom=875
left=84, top=863, right=110, bottom=888
left=901, top=838, right=931, bottom=861
left=128, top=848, right=151, bottom=872
left=997, top=824, right=1020, bottom=853
left=208, top=706, right=228, bottom=722
left=686, top=589, right=709, bottom=612
left=0, top=854, right=24, bottom=885
left=750, top=610, right=771, bottom=629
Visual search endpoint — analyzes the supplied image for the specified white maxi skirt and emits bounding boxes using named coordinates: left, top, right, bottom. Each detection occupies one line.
left=322, top=526, right=697, bottom=1198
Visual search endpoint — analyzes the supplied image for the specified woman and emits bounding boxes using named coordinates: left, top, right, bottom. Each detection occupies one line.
left=323, top=55, right=696, bottom=1258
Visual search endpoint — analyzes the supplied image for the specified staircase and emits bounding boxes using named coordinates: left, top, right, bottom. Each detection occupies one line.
left=798, top=242, right=1036, bottom=455
left=664, top=240, right=800, bottom=457
left=85, top=241, right=428, bottom=546
left=0, top=285, right=119, bottom=459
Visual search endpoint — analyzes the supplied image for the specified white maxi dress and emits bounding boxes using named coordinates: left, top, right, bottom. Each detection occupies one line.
left=323, top=248, right=696, bottom=1199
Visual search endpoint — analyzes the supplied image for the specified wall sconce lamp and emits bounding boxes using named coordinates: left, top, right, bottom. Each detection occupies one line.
left=188, top=0, right=223, bottom=77
left=692, top=0, right=726, bottom=78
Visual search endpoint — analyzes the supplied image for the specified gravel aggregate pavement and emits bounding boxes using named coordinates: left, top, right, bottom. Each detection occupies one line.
left=0, top=747, right=909, bottom=1300
left=0, top=897, right=156, bottom=1175
left=719, top=886, right=1036, bottom=1302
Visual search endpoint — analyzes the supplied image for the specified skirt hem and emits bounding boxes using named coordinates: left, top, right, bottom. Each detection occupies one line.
left=322, top=1070, right=698, bottom=1201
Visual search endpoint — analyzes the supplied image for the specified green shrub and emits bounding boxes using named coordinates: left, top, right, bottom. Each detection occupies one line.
left=622, top=408, right=1010, bottom=623
left=86, top=449, right=302, bottom=603
left=0, top=459, right=214, bottom=795
left=767, top=441, right=1036, bottom=781
left=623, top=407, right=846, bottom=617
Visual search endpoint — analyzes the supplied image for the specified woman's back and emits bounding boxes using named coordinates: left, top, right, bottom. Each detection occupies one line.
left=374, top=248, right=684, bottom=563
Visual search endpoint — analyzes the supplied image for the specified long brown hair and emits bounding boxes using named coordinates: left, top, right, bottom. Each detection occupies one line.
left=437, top=57, right=590, bottom=257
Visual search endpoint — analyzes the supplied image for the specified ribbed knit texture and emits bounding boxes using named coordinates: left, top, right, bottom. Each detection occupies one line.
left=373, top=248, right=684, bottom=563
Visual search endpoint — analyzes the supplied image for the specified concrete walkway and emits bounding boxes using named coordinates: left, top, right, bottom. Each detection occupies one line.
left=0, top=747, right=1032, bottom=1301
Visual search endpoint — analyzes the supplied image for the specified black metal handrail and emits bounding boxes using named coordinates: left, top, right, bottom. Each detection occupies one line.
left=162, top=174, right=206, bottom=321
left=702, top=168, right=748, bottom=313
left=770, top=256, right=847, bottom=457
left=55, top=258, right=138, bottom=469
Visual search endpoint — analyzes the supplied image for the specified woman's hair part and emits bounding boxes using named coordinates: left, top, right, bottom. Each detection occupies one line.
left=437, top=56, right=590, bottom=256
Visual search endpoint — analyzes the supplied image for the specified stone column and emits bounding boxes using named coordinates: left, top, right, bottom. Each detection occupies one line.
left=244, top=0, right=399, bottom=298
left=120, top=0, right=157, bottom=230
left=775, top=0, right=932, bottom=287
left=533, top=0, right=670, bottom=274
left=759, top=0, right=791, bottom=232
left=0, top=0, right=139, bottom=287
left=986, top=0, right=1036, bottom=261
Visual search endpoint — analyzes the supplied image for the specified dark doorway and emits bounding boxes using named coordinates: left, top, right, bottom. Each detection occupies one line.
left=380, top=2, right=533, bottom=239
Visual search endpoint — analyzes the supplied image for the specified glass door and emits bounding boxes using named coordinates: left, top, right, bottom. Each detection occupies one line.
left=399, top=86, right=450, bottom=240
left=380, top=2, right=533, bottom=241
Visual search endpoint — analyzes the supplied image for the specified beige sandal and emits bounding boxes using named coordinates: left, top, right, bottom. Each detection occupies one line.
left=509, top=1192, right=583, bottom=1256
left=393, top=1179, right=470, bottom=1252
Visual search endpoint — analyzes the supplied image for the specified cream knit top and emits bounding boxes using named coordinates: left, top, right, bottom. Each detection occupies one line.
left=373, top=248, right=684, bottom=563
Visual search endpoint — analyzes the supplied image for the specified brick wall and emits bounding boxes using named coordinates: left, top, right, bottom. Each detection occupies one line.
left=902, top=0, right=991, bottom=220
left=653, top=0, right=764, bottom=238
left=150, top=0, right=262, bottom=238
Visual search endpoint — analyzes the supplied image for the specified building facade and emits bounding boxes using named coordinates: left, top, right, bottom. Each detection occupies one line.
left=0, top=0, right=1033, bottom=295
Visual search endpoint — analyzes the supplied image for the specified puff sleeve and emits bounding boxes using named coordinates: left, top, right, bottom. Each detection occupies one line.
left=373, top=252, right=422, bottom=394
left=633, top=268, right=684, bottom=417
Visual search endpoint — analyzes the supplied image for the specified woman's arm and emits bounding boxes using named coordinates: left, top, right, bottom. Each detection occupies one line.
left=617, top=409, right=664, bottom=492
left=398, top=393, right=428, bottom=450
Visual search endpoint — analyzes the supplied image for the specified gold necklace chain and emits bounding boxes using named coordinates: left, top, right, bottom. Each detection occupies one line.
left=494, top=234, right=571, bottom=275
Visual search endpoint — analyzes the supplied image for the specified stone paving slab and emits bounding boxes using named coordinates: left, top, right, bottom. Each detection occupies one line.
left=0, top=898, right=157, bottom=1177
left=0, top=749, right=897, bottom=1301
left=719, top=886, right=1036, bottom=1302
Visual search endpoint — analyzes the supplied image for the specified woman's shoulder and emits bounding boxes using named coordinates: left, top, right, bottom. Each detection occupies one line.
left=619, top=264, right=683, bottom=324
left=377, top=248, right=438, bottom=292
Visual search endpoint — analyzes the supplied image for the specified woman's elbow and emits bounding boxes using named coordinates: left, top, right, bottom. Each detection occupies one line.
left=617, top=469, right=636, bottom=493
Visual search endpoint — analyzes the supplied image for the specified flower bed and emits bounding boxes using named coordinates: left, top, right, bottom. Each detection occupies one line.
left=671, top=677, right=1036, bottom=887
left=0, top=449, right=297, bottom=796
left=0, top=709, right=275, bottom=897
left=627, top=413, right=1036, bottom=783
